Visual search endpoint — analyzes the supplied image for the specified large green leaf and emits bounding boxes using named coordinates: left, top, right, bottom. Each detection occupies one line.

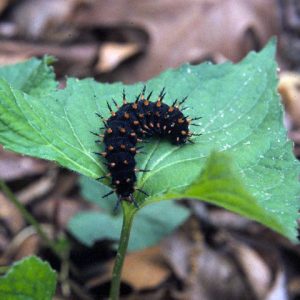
left=68, top=176, right=190, bottom=250
left=0, top=57, right=56, bottom=96
left=149, top=151, right=285, bottom=234
left=0, top=40, right=299, bottom=240
left=0, top=256, right=57, bottom=300
left=68, top=200, right=190, bottom=251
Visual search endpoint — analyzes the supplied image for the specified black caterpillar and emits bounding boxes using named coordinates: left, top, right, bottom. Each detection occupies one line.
left=93, top=86, right=200, bottom=209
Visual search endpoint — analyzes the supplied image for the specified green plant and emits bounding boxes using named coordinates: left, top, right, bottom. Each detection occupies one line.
left=0, top=179, right=69, bottom=299
left=68, top=175, right=190, bottom=251
left=0, top=39, right=298, bottom=299
left=0, top=256, right=56, bottom=299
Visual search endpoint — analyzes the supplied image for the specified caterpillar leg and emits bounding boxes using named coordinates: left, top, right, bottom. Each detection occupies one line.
left=113, top=196, right=122, bottom=212
left=113, top=194, right=139, bottom=211
left=103, top=190, right=114, bottom=198
left=187, top=139, right=195, bottom=144
left=136, top=188, right=149, bottom=197
left=129, top=194, right=139, bottom=208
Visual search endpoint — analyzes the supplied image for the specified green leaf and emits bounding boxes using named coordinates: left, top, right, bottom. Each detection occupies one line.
left=0, top=57, right=56, bottom=96
left=0, top=256, right=57, bottom=300
left=68, top=200, right=190, bottom=251
left=150, top=151, right=285, bottom=235
left=79, top=175, right=118, bottom=213
left=69, top=176, right=190, bottom=251
left=0, top=39, right=299, bottom=240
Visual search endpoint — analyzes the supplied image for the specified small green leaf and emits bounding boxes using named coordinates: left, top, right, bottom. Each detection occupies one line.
left=0, top=57, right=56, bottom=96
left=0, top=256, right=57, bottom=300
left=79, top=175, right=118, bottom=213
left=68, top=200, right=190, bottom=251
left=68, top=176, right=190, bottom=250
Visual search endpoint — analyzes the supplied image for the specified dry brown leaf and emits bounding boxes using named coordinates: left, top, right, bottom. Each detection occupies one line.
left=52, top=172, right=78, bottom=196
left=266, top=271, right=288, bottom=300
left=33, top=197, right=86, bottom=229
left=289, top=277, right=300, bottom=299
left=119, top=246, right=170, bottom=290
left=86, top=246, right=170, bottom=291
left=278, top=0, right=300, bottom=70
left=161, top=213, right=289, bottom=300
left=10, top=0, right=80, bottom=41
left=230, top=241, right=273, bottom=299
left=96, top=42, right=142, bottom=73
left=14, top=233, right=40, bottom=260
left=0, top=147, right=50, bottom=181
left=0, top=226, right=37, bottom=264
left=278, top=72, right=300, bottom=128
left=278, top=72, right=300, bottom=157
left=0, top=40, right=98, bottom=78
left=0, top=233, right=9, bottom=258
left=75, top=0, right=279, bottom=83
left=0, top=192, right=24, bottom=234
left=203, top=207, right=253, bottom=230
left=0, top=0, right=280, bottom=81
left=163, top=227, right=254, bottom=300
left=16, top=168, right=58, bottom=205
left=0, top=0, right=9, bottom=15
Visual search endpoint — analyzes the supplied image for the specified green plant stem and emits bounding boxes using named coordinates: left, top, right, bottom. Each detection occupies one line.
left=109, top=205, right=135, bottom=300
left=0, top=180, right=62, bottom=259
